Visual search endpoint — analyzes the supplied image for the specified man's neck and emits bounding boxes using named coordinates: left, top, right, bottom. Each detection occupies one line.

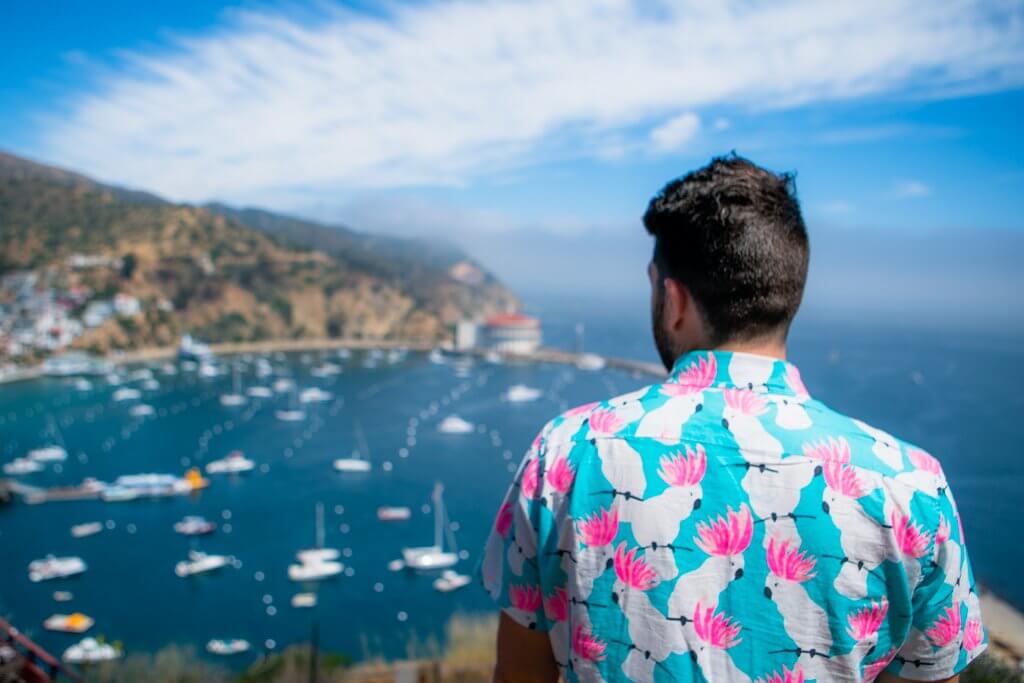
left=708, top=340, right=787, bottom=361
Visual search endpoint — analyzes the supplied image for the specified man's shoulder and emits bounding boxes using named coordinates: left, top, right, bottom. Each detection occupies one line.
left=535, top=383, right=657, bottom=451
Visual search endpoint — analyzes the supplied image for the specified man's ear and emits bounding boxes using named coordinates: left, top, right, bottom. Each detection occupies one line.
left=662, top=277, right=689, bottom=332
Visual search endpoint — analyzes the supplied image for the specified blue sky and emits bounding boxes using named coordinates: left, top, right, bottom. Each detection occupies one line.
left=2, top=0, right=1023, bottom=331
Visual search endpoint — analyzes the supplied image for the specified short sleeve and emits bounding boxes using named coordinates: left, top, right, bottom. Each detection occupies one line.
left=889, top=487, right=987, bottom=680
left=478, top=425, right=566, bottom=632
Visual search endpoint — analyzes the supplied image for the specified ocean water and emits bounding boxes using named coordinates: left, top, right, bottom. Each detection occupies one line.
left=1, top=308, right=1022, bottom=667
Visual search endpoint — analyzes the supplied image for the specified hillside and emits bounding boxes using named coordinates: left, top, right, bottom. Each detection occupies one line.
left=0, top=151, right=517, bottom=359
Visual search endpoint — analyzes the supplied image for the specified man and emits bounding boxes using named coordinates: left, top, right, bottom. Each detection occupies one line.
left=479, top=156, right=985, bottom=682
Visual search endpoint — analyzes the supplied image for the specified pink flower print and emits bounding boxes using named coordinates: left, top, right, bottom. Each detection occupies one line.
left=658, top=444, right=707, bottom=487
left=508, top=583, right=543, bottom=612
left=935, top=514, right=951, bottom=546
left=693, top=601, right=742, bottom=649
left=545, top=456, right=576, bottom=494
left=754, top=665, right=805, bottom=683
left=803, top=436, right=851, bottom=463
left=823, top=461, right=867, bottom=499
left=963, top=619, right=984, bottom=651
left=577, top=506, right=619, bottom=547
left=925, top=603, right=962, bottom=647
left=766, top=537, right=817, bottom=583
left=520, top=457, right=539, bottom=499
left=530, top=431, right=544, bottom=452
left=863, top=648, right=897, bottom=682
left=723, top=388, right=768, bottom=416
left=613, top=542, right=659, bottom=591
left=565, top=401, right=600, bottom=418
left=572, top=623, right=607, bottom=662
left=694, top=504, right=754, bottom=557
left=785, top=365, right=809, bottom=398
left=847, top=600, right=889, bottom=640
left=664, top=354, right=717, bottom=395
left=908, top=448, right=943, bottom=477
left=544, top=587, right=569, bottom=622
left=494, top=501, right=513, bottom=538
left=891, top=511, right=932, bottom=558
left=588, top=408, right=625, bottom=437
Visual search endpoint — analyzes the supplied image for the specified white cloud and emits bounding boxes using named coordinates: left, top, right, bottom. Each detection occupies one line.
left=712, top=118, right=731, bottom=131
left=819, top=200, right=855, bottom=215
left=650, top=112, right=701, bottom=152
left=893, top=179, right=932, bottom=198
left=39, top=0, right=1024, bottom=203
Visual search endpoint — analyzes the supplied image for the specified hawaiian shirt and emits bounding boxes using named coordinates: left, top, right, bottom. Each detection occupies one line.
left=479, top=350, right=985, bottom=682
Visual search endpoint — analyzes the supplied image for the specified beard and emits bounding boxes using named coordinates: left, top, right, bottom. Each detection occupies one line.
left=651, top=290, right=679, bottom=372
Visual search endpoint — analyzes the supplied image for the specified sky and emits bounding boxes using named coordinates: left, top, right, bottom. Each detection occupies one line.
left=2, top=0, right=1023, bottom=333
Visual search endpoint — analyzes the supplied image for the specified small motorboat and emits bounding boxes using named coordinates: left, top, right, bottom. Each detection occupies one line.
left=291, top=593, right=317, bottom=608
left=275, top=409, right=306, bottom=422
left=112, top=388, right=141, bottom=402
left=206, top=451, right=255, bottom=475
left=219, top=393, right=246, bottom=407
left=74, top=379, right=93, bottom=391
left=28, top=445, right=68, bottom=462
left=29, top=556, right=87, bottom=582
left=173, top=516, right=216, bottom=536
left=333, top=457, right=370, bottom=473
left=272, top=378, right=295, bottom=393
left=3, top=457, right=44, bottom=475
left=128, top=404, right=155, bottom=417
left=299, top=387, right=333, bottom=404
left=377, top=506, right=412, bottom=521
left=246, top=386, right=273, bottom=398
left=433, top=570, right=472, bottom=593
left=206, top=639, right=250, bottom=656
left=437, top=415, right=474, bottom=435
left=174, top=551, right=230, bottom=578
left=44, top=612, right=94, bottom=633
left=53, top=591, right=74, bottom=602
left=505, top=384, right=542, bottom=403
left=576, top=353, right=606, bottom=371
left=70, top=522, right=103, bottom=538
left=63, top=638, right=121, bottom=663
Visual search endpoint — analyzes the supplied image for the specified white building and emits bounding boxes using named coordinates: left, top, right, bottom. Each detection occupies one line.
left=454, top=321, right=478, bottom=351
left=483, top=313, right=542, bottom=354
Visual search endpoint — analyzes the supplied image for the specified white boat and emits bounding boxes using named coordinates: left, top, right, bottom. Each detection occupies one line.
left=433, top=569, right=472, bottom=593
left=377, top=506, right=412, bottom=521
left=44, top=612, right=94, bottom=633
left=254, top=358, right=273, bottom=377
left=100, top=486, right=139, bottom=502
left=299, top=387, right=333, bottom=404
left=198, top=362, right=220, bottom=378
left=438, top=415, right=474, bottom=434
left=28, top=445, right=68, bottom=462
left=53, top=591, right=74, bottom=602
left=112, top=387, right=141, bottom=402
left=206, top=451, right=255, bottom=474
left=206, top=639, right=250, bottom=656
left=273, top=378, right=295, bottom=393
left=401, top=483, right=459, bottom=571
left=246, top=386, right=272, bottom=398
left=333, top=420, right=372, bottom=472
left=63, top=638, right=121, bottom=663
left=129, top=368, right=154, bottom=382
left=576, top=353, right=606, bottom=371
left=29, top=556, right=87, bottom=582
left=178, top=334, right=213, bottom=362
left=70, top=522, right=103, bottom=538
left=174, top=551, right=230, bottom=577
left=289, top=503, right=343, bottom=582
left=173, top=516, right=216, bottom=536
left=387, top=559, right=406, bottom=572
left=74, top=379, right=93, bottom=391
left=484, top=351, right=503, bottom=364
left=428, top=349, right=445, bottom=364
left=276, top=409, right=306, bottom=422
left=105, top=373, right=123, bottom=385
left=291, top=593, right=317, bottom=608
left=505, top=384, right=542, bottom=403
left=310, top=363, right=341, bottom=378
left=140, top=378, right=160, bottom=391
left=4, top=457, right=44, bottom=475
left=128, top=404, right=154, bottom=417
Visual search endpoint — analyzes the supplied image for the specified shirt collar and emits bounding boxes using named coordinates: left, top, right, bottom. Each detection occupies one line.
left=667, top=350, right=810, bottom=399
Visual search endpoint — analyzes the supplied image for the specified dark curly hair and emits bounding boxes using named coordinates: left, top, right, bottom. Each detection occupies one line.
left=643, top=154, right=809, bottom=345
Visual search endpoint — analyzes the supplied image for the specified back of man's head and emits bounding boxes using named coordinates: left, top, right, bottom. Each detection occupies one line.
left=643, top=154, right=810, bottom=346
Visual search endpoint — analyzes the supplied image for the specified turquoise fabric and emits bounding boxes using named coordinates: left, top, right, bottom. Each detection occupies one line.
left=479, top=350, right=985, bottom=682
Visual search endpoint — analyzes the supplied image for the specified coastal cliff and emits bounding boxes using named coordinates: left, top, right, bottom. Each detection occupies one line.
left=0, top=151, right=518, bottom=360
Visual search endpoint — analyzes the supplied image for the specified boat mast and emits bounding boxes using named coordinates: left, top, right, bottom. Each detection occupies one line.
left=433, top=483, right=444, bottom=549
left=315, top=501, right=324, bottom=549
